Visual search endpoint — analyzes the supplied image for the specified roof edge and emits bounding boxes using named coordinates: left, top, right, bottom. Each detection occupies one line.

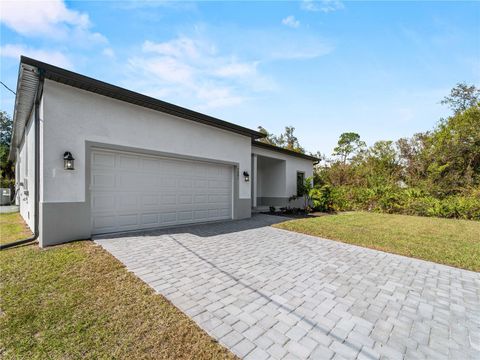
left=252, top=140, right=320, bottom=162
left=20, top=56, right=265, bottom=140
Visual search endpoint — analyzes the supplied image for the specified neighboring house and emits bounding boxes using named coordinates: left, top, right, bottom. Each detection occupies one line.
left=9, top=57, right=318, bottom=247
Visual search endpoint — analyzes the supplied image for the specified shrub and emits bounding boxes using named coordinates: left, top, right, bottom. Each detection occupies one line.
left=322, top=185, right=480, bottom=220
left=310, top=185, right=335, bottom=212
left=0, top=178, right=14, bottom=188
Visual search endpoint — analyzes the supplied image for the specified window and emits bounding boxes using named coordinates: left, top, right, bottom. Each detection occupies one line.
left=296, top=171, right=305, bottom=196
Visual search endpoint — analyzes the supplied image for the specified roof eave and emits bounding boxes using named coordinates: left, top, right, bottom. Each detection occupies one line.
left=19, top=56, right=265, bottom=140
left=8, top=62, right=40, bottom=162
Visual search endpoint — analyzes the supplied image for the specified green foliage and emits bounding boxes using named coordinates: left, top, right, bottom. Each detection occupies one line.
left=440, top=82, right=480, bottom=115
left=310, top=185, right=335, bottom=212
left=313, top=84, right=480, bottom=220
left=422, top=105, right=480, bottom=195
left=0, top=111, right=14, bottom=180
left=296, top=176, right=314, bottom=211
left=325, top=185, right=480, bottom=220
left=257, top=126, right=305, bottom=153
left=0, top=178, right=14, bottom=188
left=332, top=132, right=366, bottom=164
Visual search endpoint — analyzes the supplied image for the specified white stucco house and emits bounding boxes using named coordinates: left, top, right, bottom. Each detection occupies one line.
left=9, top=57, right=319, bottom=247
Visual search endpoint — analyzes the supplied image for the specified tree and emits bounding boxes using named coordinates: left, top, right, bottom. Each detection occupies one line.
left=360, top=141, right=401, bottom=186
left=275, top=126, right=305, bottom=153
left=332, top=132, right=366, bottom=164
left=257, top=125, right=305, bottom=153
left=257, top=126, right=277, bottom=145
left=0, top=111, right=14, bottom=180
left=441, top=82, right=480, bottom=115
left=396, top=133, right=429, bottom=186
left=423, top=103, right=480, bottom=195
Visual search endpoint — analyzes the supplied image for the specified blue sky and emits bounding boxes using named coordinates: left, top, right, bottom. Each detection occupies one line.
left=1, top=1, right=479, bottom=155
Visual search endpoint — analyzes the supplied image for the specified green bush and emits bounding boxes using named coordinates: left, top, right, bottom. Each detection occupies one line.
left=310, top=185, right=335, bottom=212
left=321, top=185, right=480, bottom=220
left=0, top=178, right=14, bottom=188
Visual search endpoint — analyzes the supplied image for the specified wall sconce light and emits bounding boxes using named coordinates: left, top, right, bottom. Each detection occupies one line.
left=63, top=151, right=75, bottom=170
left=243, top=171, right=250, bottom=182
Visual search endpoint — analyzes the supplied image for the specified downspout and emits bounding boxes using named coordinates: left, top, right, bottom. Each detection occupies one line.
left=1, top=69, right=44, bottom=250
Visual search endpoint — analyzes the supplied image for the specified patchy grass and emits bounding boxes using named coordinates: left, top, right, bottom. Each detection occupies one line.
left=0, top=214, right=235, bottom=359
left=274, top=211, right=480, bottom=272
left=0, top=212, right=32, bottom=244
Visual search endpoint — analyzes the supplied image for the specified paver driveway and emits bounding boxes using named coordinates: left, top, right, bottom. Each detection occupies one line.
left=95, top=214, right=480, bottom=360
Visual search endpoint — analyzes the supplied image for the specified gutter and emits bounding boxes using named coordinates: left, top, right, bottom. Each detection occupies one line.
left=1, top=69, right=44, bottom=250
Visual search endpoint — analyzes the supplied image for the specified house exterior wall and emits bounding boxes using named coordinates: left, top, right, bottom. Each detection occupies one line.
left=37, top=80, right=253, bottom=246
left=257, top=157, right=286, bottom=198
left=252, top=144, right=314, bottom=208
left=17, top=108, right=36, bottom=231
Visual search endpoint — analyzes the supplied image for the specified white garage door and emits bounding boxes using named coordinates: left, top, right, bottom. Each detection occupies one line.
left=90, top=149, right=233, bottom=235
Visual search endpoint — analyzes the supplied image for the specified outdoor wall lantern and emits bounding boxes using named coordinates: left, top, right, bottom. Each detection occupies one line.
left=63, top=151, right=75, bottom=170
left=243, top=171, right=250, bottom=182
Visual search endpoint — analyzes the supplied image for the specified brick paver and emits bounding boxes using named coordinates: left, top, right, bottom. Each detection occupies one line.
left=95, top=214, right=480, bottom=359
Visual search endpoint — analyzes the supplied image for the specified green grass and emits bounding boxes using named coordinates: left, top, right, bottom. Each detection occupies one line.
left=0, top=212, right=33, bottom=244
left=0, top=213, right=235, bottom=359
left=274, top=212, right=480, bottom=272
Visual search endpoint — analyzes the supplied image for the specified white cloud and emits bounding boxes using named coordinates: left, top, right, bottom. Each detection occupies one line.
left=142, top=38, right=203, bottom=59
left=126, top=36, right=274, bottom=110
left=301, top=0, right=344, bottom=13
left=282, top=15, right=300, bottom=29
left=215, top=62, right=257, bottom=77
left=102, top=47, right=116, bottom=58
left=0, top=44, right=73, bottom=69
left=0, top=0, right=106, bottom=44
left=129, top=56, right=194, bottom=84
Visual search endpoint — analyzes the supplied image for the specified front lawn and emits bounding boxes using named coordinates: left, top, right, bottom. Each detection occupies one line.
left=274, top=212, right=480, bottom=272
left=0, top=212, right=32, bottom=244
left=0, top=213, right=235, bottom=359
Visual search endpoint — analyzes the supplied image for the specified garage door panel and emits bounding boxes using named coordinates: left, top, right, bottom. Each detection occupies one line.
left=92, top=194, right=115, bottom=210
left=208, top=209, right=219, bottom=218
left=92, top=173, right=116, bottom=187
left=141, top=158, right=160, bottom=171
left=162, top=212, right=177, bottom=223
left=178, top=179, right=193, bottom=188
left=161, top=194, right=176, bottom=205
left=194, top=194, right=208, bottom=203
left=118, top=194, right=138, bottom=210
left=118, top=154, right=140, bottom=170
left=91, top=149, right=233, bottom=234
left=218, top=208, right=231, bottom=217
left=194, top=210, right=209, bottom=220
left=141, top=214, right=159, bottom=226
left=117, top=214, right=139, bottom=227
left=92, top=152, right=115, bottom=168
left=141, top=195, right=159, bottom=206
left=161, top=177, right=176, bottom=187
left=93, top=214, right=117, bottom=230
left=178, top=194, right=193, bottom=204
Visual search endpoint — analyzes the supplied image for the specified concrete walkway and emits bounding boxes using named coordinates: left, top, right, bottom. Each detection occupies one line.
left=95, top=214, right=480, bottom=360
left=0, top=205, right=19, bottom=213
